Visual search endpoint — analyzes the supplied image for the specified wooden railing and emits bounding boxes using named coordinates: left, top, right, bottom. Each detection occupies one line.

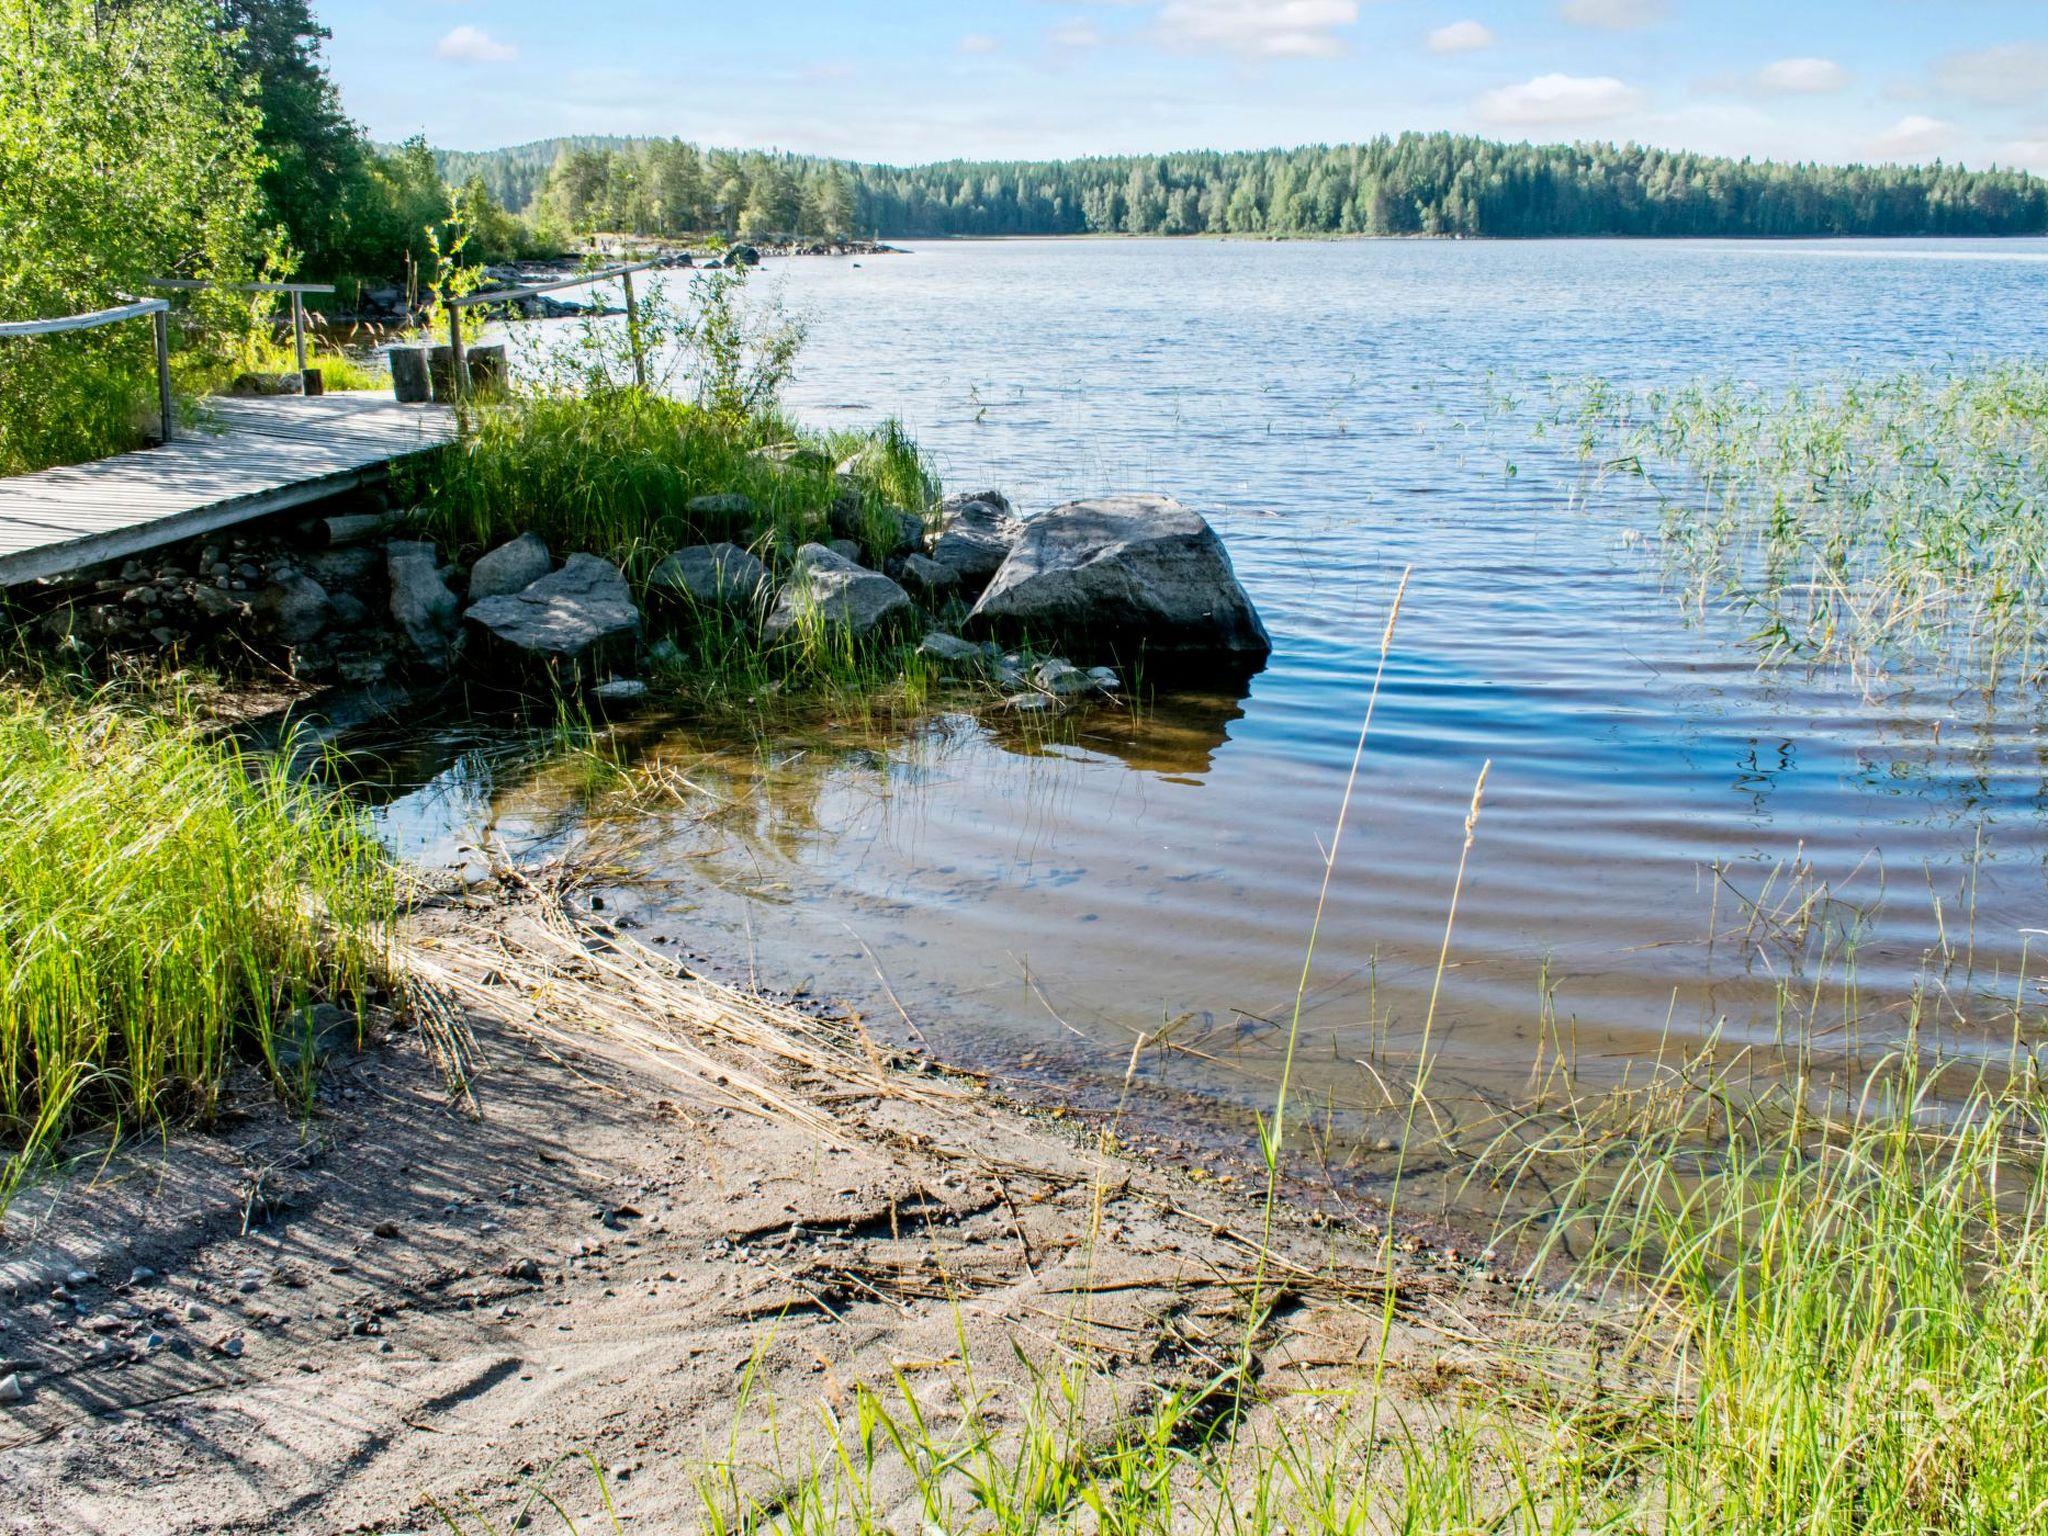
left=148, top=278, right=338, bottom=384
left=440, top=255, right=687, bottom=398
left=0, top=298, right=175, bottom=444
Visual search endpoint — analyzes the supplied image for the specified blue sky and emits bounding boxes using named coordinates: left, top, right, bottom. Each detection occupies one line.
left=320, top=1, right=2048, bottom=172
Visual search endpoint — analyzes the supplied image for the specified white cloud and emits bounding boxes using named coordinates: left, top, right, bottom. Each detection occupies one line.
left=1476, top=72, right=1646, bottom=126
left=1428, top=20, right=1497, bottom=54
left=1869, top=114, right=1958, bottom=160
left=1755, top=57, right=1848, bottom=95
left=435, top=25, right=516, bottom=64
left=1933, top=43, right=2048, bottom=106
left=1558, top=0, right=1665, bottom=31
left=2001, top=139, right=2048, bottom=175
left=1146, top=1, right=1362, bottom=59
left=1049, top=20, right=1104, bottom=48
left=959, top=33, right=1001, bottom=54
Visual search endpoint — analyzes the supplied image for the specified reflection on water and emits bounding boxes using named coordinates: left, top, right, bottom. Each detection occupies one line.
left=371, top=238, right=2048, bottom=1203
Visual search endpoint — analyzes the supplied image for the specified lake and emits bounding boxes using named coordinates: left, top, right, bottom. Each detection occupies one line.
left=375, top=237, right=2048, bottom=1194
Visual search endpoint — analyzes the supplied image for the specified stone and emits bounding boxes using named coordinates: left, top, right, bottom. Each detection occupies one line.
left=898, top=553, right=960, bottom=602
left=306, top=546, right=380, bottom=589
left=684, top=493, right=754, bottom=520
left=270, top=575, right=331, bottom=646
left=192, top=585, right=242, bottom=621
left=327, top=592, right=369, bottom=630
left=387, top=541, right=461, bottom=665
left=915, top=632, right=988, bottom=675
left=648, top=543, right=769, bottom=612
left=1033, top=658, right=1095, bottom=697
left=467, top=532, right=553, bottom=601
left=1086, top=665, right=1121, bottom=692
left=968, top=495, right=1270, bottom=658
left=1004, top=693, right=1059, bottom=715
left=927, top=491, right=1023, bottom=593
left=826, top=538, right=863, bottom=566
left=0, top=1374, right=20, bottom=1404
left=463, top=553, right=642, bottom=673
left=764, top=544, right=915, bottom=641
left=591, top=678, right=649, bottom=703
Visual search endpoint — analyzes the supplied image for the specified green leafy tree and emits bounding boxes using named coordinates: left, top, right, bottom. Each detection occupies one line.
left=0, top=0, right=269, bottom=472
left=215, top=0, right=363, bottom=279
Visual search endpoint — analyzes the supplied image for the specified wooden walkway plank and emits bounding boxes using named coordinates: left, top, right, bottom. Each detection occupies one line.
left=0, top=395, right=458, bottom=585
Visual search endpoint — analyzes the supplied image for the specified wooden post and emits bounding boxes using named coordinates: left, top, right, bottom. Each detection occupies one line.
left=152, top=307, right=174, bottom=445
left=447, top=299, right=470, bottom=402
left=291, top=291, right=308, bottom=383
left=621, top=268, right=646, bottom=390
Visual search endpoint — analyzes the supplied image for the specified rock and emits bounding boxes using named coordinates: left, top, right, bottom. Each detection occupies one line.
left=372, top=1221, right=401, bottom=1240
left=928, top=491, right=1023, bottom=593
left=898, top=553, right=960, bottom=602
left=191, top=585, right=242, bottom=621
left=1034, top=658, right=1095, bottom=697
left=270, top=575, right=331, bottom=646
left=387, top=541, right=461, bottom=665
left=306, top=546, right=379, bottom=589
left=1004, top=693, right=1059, bottom=715
left=915, top=632, right=989, bottom=675
left=467, top=532, right=553, bottom=601
left=684, top=493, right=753, bottom=520
left=591, top=678, right=648, bottom=703
left=649, top=543, right=768, bottom=611
left=1086, top=665, right=1121, bottom=692
left=764, top=544, right=914, bottom=641
left=0, top=1374, right=20, bottom=1404
left=65, top=1268, right=91, bottom=1287
left=314, top=513, right=389, bottom=546
left=463, top=554, right=642, bottom=674
left=826, top=538, right=863, bottom=566
left=327, top=592, right=368, bottom=630
left=507, top=1258, right=543, bottom=1283
left=968, top=495, right=1270, bottom=658
left=128, top=1267, right=156, bottom=1288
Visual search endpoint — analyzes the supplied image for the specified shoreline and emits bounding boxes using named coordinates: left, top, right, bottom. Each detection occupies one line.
left=0, top=881, right=1566, bottom=1531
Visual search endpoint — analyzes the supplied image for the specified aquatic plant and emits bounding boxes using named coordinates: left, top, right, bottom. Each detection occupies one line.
left=1560, top=360, right=2048, bottom=684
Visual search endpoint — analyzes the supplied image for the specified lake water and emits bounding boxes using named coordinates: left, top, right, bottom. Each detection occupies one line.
left=374, top=238, right=2048, bottom=1188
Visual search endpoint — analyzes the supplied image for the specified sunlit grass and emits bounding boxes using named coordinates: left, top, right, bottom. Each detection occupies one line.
left=0, top=684, right=395, bottom=1190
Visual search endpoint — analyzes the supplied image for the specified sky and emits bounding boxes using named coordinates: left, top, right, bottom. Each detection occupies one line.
left=319, top=1, right=2048, bottom=173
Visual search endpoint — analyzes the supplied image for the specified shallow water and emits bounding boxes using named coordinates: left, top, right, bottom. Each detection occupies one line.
left=372, top=238, right=2048, bottom=1178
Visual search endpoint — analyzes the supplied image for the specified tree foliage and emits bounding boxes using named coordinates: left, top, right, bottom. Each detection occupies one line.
left=478, top=133, right=2048, bottom=242
left=0, top=0, right=270, bottom=471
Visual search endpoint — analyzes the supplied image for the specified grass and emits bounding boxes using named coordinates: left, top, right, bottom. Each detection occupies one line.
left=0, top=682, right=395, bottom=1191
left=1550, top=359, right=2048, bottom=683
left=414, top=390, right=936, bottom=578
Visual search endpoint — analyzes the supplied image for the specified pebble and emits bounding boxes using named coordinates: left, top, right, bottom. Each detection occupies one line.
left=128, top=1267, right=157, bottom=1287
left=214, top=1335, right=245, bottom=1359
left=185, top=1302, right=209, bottom=1322
left=0, top=1374, right=21, bottom=1403
left=372, top=1221, right=401, bottom=1240
left=64, top=1269, right=91, bottom=1287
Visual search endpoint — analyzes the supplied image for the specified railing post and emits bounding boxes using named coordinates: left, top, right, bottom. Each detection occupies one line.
left=291, top=291, right=308, bottom=384
left=153, top=307, right=174, bottom=445
left=621, top=268, right=646, bottom=390
left=447, top=298, right=469, bottom=402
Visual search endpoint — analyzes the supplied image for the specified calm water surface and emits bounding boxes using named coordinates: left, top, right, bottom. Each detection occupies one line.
left=375, top=239, right=2048, bottom=1172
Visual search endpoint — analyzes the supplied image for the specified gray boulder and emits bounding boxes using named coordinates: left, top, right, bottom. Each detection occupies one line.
left=387, top=540, right=460, bottom=665
left=685, top=492, right=754, bottom=520
left=916, top=631, right=991, bottom=675
left=269, top=575, right=331, bottom=646
left=898, top=552, right=960, bottom=602
left=968, top=495, right=1270, bottom=658
left=826, top=538, right=864, bottom=566
left=927, top=491, right=1022, bottom=592
left=463, top=553, right=641, bottom=671
left=648, top=542, right=769, bottom=611
left=468, top=532, right=553, bottom=601
left=764, top=543, right=914, bottom=640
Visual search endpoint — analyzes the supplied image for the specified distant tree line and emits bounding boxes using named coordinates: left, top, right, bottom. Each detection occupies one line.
left=463, top=133, right=2048, bottom=242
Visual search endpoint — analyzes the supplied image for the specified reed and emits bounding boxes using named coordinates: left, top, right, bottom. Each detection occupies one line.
left=0, top=685, right=394, bottom=1189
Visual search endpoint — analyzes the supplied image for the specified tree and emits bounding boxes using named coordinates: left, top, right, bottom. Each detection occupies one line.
left=0, top=0, right=269, bottom=470
left=215, top=0, right=363, bottom=279
left=739, top=158, right=800, bottom=237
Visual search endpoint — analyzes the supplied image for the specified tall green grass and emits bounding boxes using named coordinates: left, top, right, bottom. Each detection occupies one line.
left=414, top=390, right=937, bottom=579
left=0, top=689, right=394, bottom=1185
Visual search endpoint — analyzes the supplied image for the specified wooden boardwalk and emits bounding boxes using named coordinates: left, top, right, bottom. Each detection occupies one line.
left=0, top=394, right=457, bottom=585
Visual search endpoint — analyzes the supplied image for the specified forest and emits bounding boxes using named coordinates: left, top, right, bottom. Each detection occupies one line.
left=462, top=133, right=2048, bottom=242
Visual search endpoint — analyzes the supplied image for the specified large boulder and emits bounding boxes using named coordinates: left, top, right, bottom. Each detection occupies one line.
left=764, top=543, right=914, bottom=640
left=386, top=540, right=460, bottom=665
left=648, top=542, right=769, bottom=612
left=463, top=553, right=641, bottom=672
left=927, top=491, right=1022, bottom=593
left=967, top=495, right=1270, bottom=658
left=467, top=532, right=553, bottom=600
